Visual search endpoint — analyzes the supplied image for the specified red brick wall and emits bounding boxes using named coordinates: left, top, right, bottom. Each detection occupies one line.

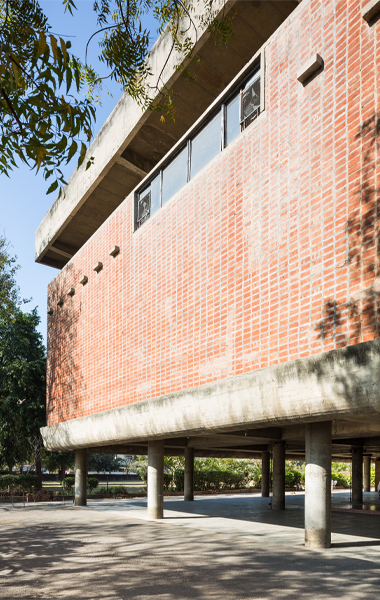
left=46, top=0, right=380, bottom=425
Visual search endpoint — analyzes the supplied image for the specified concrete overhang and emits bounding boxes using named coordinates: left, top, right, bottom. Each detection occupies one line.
left=35, top=0, right=300, bottom=269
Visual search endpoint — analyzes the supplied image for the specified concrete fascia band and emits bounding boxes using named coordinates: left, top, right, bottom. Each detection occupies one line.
left=41, top=338, right=380, bottom=451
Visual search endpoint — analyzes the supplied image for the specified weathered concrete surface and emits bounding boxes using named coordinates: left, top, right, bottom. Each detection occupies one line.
left=147, top=440, right=164, bottom=519
left=261, top=450, right=270, bottom=497
left=74, top=449, right=87, bottom=506
left=41, top=339, right=380, bottom=451
left=305, top=421, right=331, bottom=549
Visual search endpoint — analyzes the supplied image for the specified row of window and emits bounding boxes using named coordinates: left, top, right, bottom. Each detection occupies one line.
left=135, top=64, right=261, bottom=230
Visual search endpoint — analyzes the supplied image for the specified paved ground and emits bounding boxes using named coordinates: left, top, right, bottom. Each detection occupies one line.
left=1, top=492, right=380, bottom=599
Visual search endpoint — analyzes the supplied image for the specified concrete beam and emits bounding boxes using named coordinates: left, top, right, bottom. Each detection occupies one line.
left=41, top=339, right=380, bottom=452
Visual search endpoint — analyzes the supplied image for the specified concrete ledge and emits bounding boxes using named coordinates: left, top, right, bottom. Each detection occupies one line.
left=362, top=0, right=380, bottom=22
left=41, top=339, right=380, bottom=451
left=297, top=53, right=323, bottom=84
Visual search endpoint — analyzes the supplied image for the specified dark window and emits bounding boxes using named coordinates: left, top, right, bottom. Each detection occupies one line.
left=241, top=69, right=261, bottom=129
left=137, top=190, right=151, bottom=226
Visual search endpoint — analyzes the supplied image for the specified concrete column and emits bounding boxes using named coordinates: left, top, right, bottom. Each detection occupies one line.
left=261, top=451, right=270, bottom=498
left=363, top=454, right=371, bottom=493
left=305, top=421, right=331, bottom=549
left=74, top=449, right=87, bottom=506
left=375, top=458, right=380, bottom=492
left=148, top=440, right=164, bottom=519
left=272, top=442, right=285, bottom=510
left=352, top=447, right=363, bottom=505
left=184, top=447, right=194, bottom=501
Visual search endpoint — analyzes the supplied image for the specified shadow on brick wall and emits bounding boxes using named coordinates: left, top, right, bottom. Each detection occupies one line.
left=315, top=113, right=380, bottom=347
left=46, top=263, right=82, bottom=424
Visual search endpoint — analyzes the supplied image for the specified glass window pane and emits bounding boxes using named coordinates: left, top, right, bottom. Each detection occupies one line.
left=162, top=146, right=188, bottom=206
left=150, top=172, right=161, bottom=216
left=225, top=93, right=240, bottom=146
left=190, top=111, right=221, bottom=179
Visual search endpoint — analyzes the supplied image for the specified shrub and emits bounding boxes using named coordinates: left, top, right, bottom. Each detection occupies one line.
left=0, top=474, right=38, bottom=492
left=285, top=469, right=303, bottom=488
left=87, top=477, right=99, bottom=493
left=62, top=477, right=75, bottom=494
left=331, top=471, right=350, bottom=487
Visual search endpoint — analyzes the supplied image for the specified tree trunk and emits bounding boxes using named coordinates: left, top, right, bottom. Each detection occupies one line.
left=8, top=463, right=13, bottom=474
left=59, top=464, right=65, bottom=481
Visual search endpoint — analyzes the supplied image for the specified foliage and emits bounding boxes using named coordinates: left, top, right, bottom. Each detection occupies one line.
left=285, top=469, right=303, bottom=488
left=87, top=453, right=123, bottom=472
left=42, top=450, right=75, bottom=475
left=62, top=476, right=75, bottom=493
left=0, top=305, right=46, bottom=472
left=0, top=473, right=38, bottom=490
left=98, top=485, right=129, bottom=494
left=331, top=471, right=350, bottom=488
left=87, top=477, right=99, bottom=492
left=0, top=236, right=20, bottom=321
left=0, top=0, right=96, bottom=192
left=0, top=0, right=233, bottom=193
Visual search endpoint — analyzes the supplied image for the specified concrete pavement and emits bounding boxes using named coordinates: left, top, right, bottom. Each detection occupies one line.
left=1, top=492, right=380, bottom=599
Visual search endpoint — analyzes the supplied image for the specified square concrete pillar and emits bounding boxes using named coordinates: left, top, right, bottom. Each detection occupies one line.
left=272, top=442, right=285, bottom=510
left=375, top=458, right=380, bottom=492
left=148, top=440, right=164, bottom=519
left=74, top=449, right=87, bottom=506
left=363, top=455, right=371, bottom=493
left=184, top=447, right=194, bottom=501
left=352, top=447, right=363, bottom=505
left=261, top=450, right=270, bottom=497
left=305, top=421, right=331, bottom=549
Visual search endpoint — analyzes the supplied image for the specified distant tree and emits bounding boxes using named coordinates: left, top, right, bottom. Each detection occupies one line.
left=0, top=235, right=20, bottom=321
left=0, top=308, right=46, bottom=480
left=43, top=450, right=75, bottom=480
left=87, top=453, right=123, bottom=473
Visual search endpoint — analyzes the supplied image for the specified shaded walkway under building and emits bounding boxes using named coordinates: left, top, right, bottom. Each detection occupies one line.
left=82, top=491, right=380, bottom=561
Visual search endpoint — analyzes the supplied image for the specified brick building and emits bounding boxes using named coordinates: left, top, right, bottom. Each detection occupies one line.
left=38, top=0, right=380, bottom=549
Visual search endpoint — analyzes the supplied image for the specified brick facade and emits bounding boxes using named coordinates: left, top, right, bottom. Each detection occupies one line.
left=47, top=0, right=380, bottom=425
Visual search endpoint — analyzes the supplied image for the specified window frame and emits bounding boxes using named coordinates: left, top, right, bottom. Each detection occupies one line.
left=134, top=50, right=264, bottom=232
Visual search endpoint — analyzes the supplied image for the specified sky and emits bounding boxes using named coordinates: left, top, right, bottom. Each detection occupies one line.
left=0, top=0, right=157, bottom=344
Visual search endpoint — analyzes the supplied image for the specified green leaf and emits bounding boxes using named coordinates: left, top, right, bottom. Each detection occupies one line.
left=46, top=180, right=59, bottom=194
left=65, top=140, right=78, bottom=164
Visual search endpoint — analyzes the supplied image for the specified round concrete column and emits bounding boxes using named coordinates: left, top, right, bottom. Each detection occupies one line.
left=363, top=454, right=371, bottom=493
left=375, top=458, right=380, bottom=493
left=305, top=421, right=331, bottom=549
left=184, top=447, right=194, bottom=501
left=74, top=449, right=87, bottom=506
left=352, top=447, right=363, bottom=505
left=261, top=451, right=270, bottom=497
left=148, top=440, right=164, bottom=519
left=272, top=442, right=285, bottom=510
